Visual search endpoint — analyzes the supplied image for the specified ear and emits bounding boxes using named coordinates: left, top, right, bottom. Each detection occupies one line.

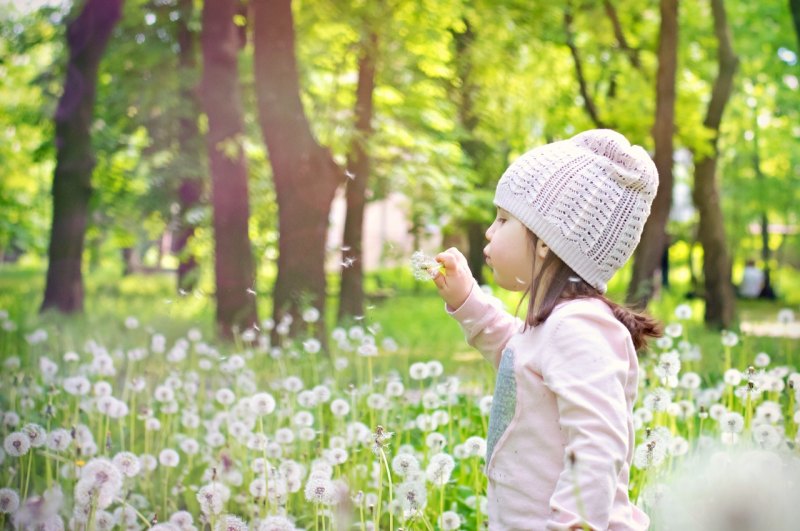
left=536, top=239, right=549, bottom=260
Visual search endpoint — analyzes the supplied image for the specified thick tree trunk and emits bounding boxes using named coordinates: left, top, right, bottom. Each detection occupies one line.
left=200, top=0, right=258, bottom=338
left=172, top=0, right=204, bottom=293
left=627, top=0, right=678, bottom=307
left=339, top=32, right=378, bottom=322
left=41, top=0, right=124, bottom=313
left=692, top=0, right=738, bottom=328
left=253, top=0, right=342, bottom=338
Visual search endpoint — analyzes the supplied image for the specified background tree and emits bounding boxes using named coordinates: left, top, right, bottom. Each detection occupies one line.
left=253, top=0, right=344, bottom=338
left=200, top=0, right=258, bottom=337
left=41, top=0, right=124, bottom=313
left=692, top=0, right=739, bottom=328
left=628, top=0, right=679, bottom=307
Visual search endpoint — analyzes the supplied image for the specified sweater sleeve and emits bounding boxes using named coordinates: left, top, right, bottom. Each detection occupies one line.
left=446, top=282, right=523, bottom=369
left=541, top=311, right=632, bottom=531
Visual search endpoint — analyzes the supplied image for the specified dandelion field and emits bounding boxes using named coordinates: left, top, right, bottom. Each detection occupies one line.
left=0, top=268, right=799, bottom=530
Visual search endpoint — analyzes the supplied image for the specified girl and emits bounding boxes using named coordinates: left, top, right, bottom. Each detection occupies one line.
left=432, top=129, right=662, bottom=530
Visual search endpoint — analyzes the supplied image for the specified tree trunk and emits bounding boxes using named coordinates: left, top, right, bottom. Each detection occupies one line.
left=627, top=0, right=678, bottom=307
left=339, top=32, right=378, bottom=322
left=172, top=0, right=204, bottom=293
left=200, top=0, right=258, bottom=338
left=751, top=109, right=775, bottom=298
left=692, top=0, right=738, bottom=328
left=253, top=0, right=343, bottom=339
left=41, top=0, right=124, bottom=314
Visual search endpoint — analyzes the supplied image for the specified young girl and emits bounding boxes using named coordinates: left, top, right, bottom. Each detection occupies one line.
left=432, top=129, right=662, bottom=530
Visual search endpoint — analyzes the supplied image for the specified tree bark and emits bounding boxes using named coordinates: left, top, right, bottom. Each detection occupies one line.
left=41, top=0, right=124, bottom=314
left=339, top=32, right=378, bottom=322
left=172, top=0, right=204, bottom=293
left=253, top=0, right=343, bottom=338
left=200, top=0, right=258, bottom=338
left=627, top=0, right=678, bottom=307
left=692, top=0, right=738, bottom=328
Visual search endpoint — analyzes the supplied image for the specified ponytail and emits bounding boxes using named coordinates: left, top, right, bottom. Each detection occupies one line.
left=520, top=232, right=663, bottom=350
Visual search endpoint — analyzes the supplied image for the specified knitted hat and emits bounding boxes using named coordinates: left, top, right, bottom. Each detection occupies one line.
left=493, top=129, right=658, bottom=293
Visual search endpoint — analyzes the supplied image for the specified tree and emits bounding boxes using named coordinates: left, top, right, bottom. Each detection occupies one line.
left=200, top=0, right=258, bottom=338
left=692, top=0, right=738, bottom=328
left=253, top=0, right=344, bottom=337
left=338, top=31, right=378, bottom=322
left=41, top=0, right=124, bottom=313
left=627, top=0, right=678, bottom=307
left=172, top=0, right=204, bottom=292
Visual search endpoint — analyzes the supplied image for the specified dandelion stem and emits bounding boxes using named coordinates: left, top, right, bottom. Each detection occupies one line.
left=379, top=447, right=394, bottom=531
left=22, top=449, right=33, bottom=501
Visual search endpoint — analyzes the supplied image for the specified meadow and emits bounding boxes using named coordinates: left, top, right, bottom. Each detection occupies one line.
left=0, top=262, right=798, bottom=530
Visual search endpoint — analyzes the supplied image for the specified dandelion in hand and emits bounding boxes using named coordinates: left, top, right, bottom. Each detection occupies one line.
left=411, top=251, right=442, bottom=281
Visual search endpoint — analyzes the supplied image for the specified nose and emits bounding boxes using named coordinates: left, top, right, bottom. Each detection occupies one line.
left=485, top=221, right=496, bottom=241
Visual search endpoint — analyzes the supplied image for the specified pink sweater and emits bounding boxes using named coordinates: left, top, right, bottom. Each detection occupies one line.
left=449, top=285, right=649, bottom=530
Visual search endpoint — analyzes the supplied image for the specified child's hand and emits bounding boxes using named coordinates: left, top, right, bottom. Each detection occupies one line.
left=432, top=247, right=473, bottom=310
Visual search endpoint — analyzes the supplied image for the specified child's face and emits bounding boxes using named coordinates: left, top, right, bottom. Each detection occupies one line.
left=484, top=208, right=535, bottom=291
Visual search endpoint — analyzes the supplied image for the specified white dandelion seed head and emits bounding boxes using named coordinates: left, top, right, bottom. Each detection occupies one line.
left=196, top=483, right=230, bottom=516
left=464, top=435, right=487, bottom=458
left=159, top=448, right=180, bottom=467
left=649, top=446, right=800, bottom=530
left=395, top=480, right=427, bottom=515
left=438, top=510, right=462, bottom=530
left=425, top=432, right=447, bottom=451
left=3, top=432, right=30, bottom=457
left=385, top=380, right=405, bottom=397
left=643, top=388, right=672, bottom=412
left=425, top=453, right=455, bottom=486
left=777, top=308, right=795, bottom=324
left=283, top=376, right=304, bottom=393
left=392, top=453, right=421, bottom=477
left=679, top=372, right=702, bottom=390
left=410, top=250, right=441, bottom=281
left=330, top=398, right=350, bottom=417
left=719, top=412, right=745, bottom=434
left=0, top=487, right=20, bottom=514
left=674, top=304, right=693, bottom=320
left=751, top=424, right=782, bottom=450
left=46, top=429, right=72, bottom=452
left=304, top=476, right=337, bottom=505
left=633, top=438, right=667, bottom=469
left=112, top=451, right=141, bottom=477
left=302, top=307, right=320, bottom=323
left=348, top=325, right=364, bottom=341
left=664, top=323, right=683, bottom=338
left=22, top=423, right=47, bottom=448
left=254, top=515, right=297, bottom=531
left=721, top=330, right=739, bottom=347
left=408, top=362, right=429, bottom=381
left=366, top=393, right=388, bottom=410
left=753, top=352, right=771, bottom=368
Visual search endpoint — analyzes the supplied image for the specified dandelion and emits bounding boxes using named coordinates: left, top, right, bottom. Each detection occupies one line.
left=643, top=388, right=672, bottom=412
left=283, top=376, right=304, bottom=393
left=215, top=388, right=236, bottom=406
left=723, top=368, right=742, bottom=386
left=348, top=325, right=364, bottom=340
left=425, top=453, right=455, bottom=486
left=371, top=425, right=393, bottom=456
left=170, top=511, right=195, bottom=530
left=215, top=514, right=248, bottom=531
left=464, top=435, right=487, bottom=457
left=0, top=488, right=19, bottom=513
left=755, top=401, right=782, bottom=424
left=358, top=342, right=378, bottom=357
left=326, top=447, right=348, bottom=466
left=654, top=353, right=681, bottom=385
left=679, top=372, right=702, bottom=390
left=112, top=451, right=141, bottom=477
left=63, top=375, right=91, bottom=396
left=752, top=424, right=782, bottom=450
left=395, top=481, right=427, bottom=515
left=721, top=330, right=739, bottom=347
left=76, top=458, right=123, bottom=509
left=479, top=395, right=493, bottom=415
left=754, top=352, right=771, bottom=368
left=304, top=476, right=336, bottom=505
left=719, top=412, right=744, bottom=445
left=196, top=483, right=230, bottom=516
left=425, top=432, right=447, bottom=451
left=674, top=304, right=692, bottom=320
left=409, top=362, right=429, bottom=381
left=46, top=429, right=72, bottom=452
left=159, top=449, right=180, bottom=467
left=256, top=515, right=297, bottom=531
left=22, top=423, right=47, bottom=448
left=438, top=510, right=462, bottom=530
left=385, top=380, right=405, bottom=397
left=392, top=453, right=420, bottom=477
left=669, top=437, right=689, bottom=456
left=633, top=439, right=667, bottom=469
left=366, top=393, right=388, bottom=410
left=664, top=323, right=683, bottom=338
left=777, top=308, right=795, bottom=324
left=330, top=398, right=350, bottom=417
left=410, top=250, right=441, bottom=280
left=655, top=336, right=673, bottom=350
left=4, top=432, right=30, bottom=457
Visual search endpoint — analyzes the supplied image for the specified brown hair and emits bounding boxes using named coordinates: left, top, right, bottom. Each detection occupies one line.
left=518, top=232, right=662, bottom=350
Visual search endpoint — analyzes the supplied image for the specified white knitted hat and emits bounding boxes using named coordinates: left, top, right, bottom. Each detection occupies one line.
left=493, top=129, right=658, bottom=293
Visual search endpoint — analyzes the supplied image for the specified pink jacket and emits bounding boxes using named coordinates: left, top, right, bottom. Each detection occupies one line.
left=449, top=285, right=649, bottom=530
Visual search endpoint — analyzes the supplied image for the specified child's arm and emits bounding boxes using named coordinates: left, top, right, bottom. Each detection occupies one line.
left=542, top=311, right=633, bottom=530
left=434, top=248, right=522, bottom=368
